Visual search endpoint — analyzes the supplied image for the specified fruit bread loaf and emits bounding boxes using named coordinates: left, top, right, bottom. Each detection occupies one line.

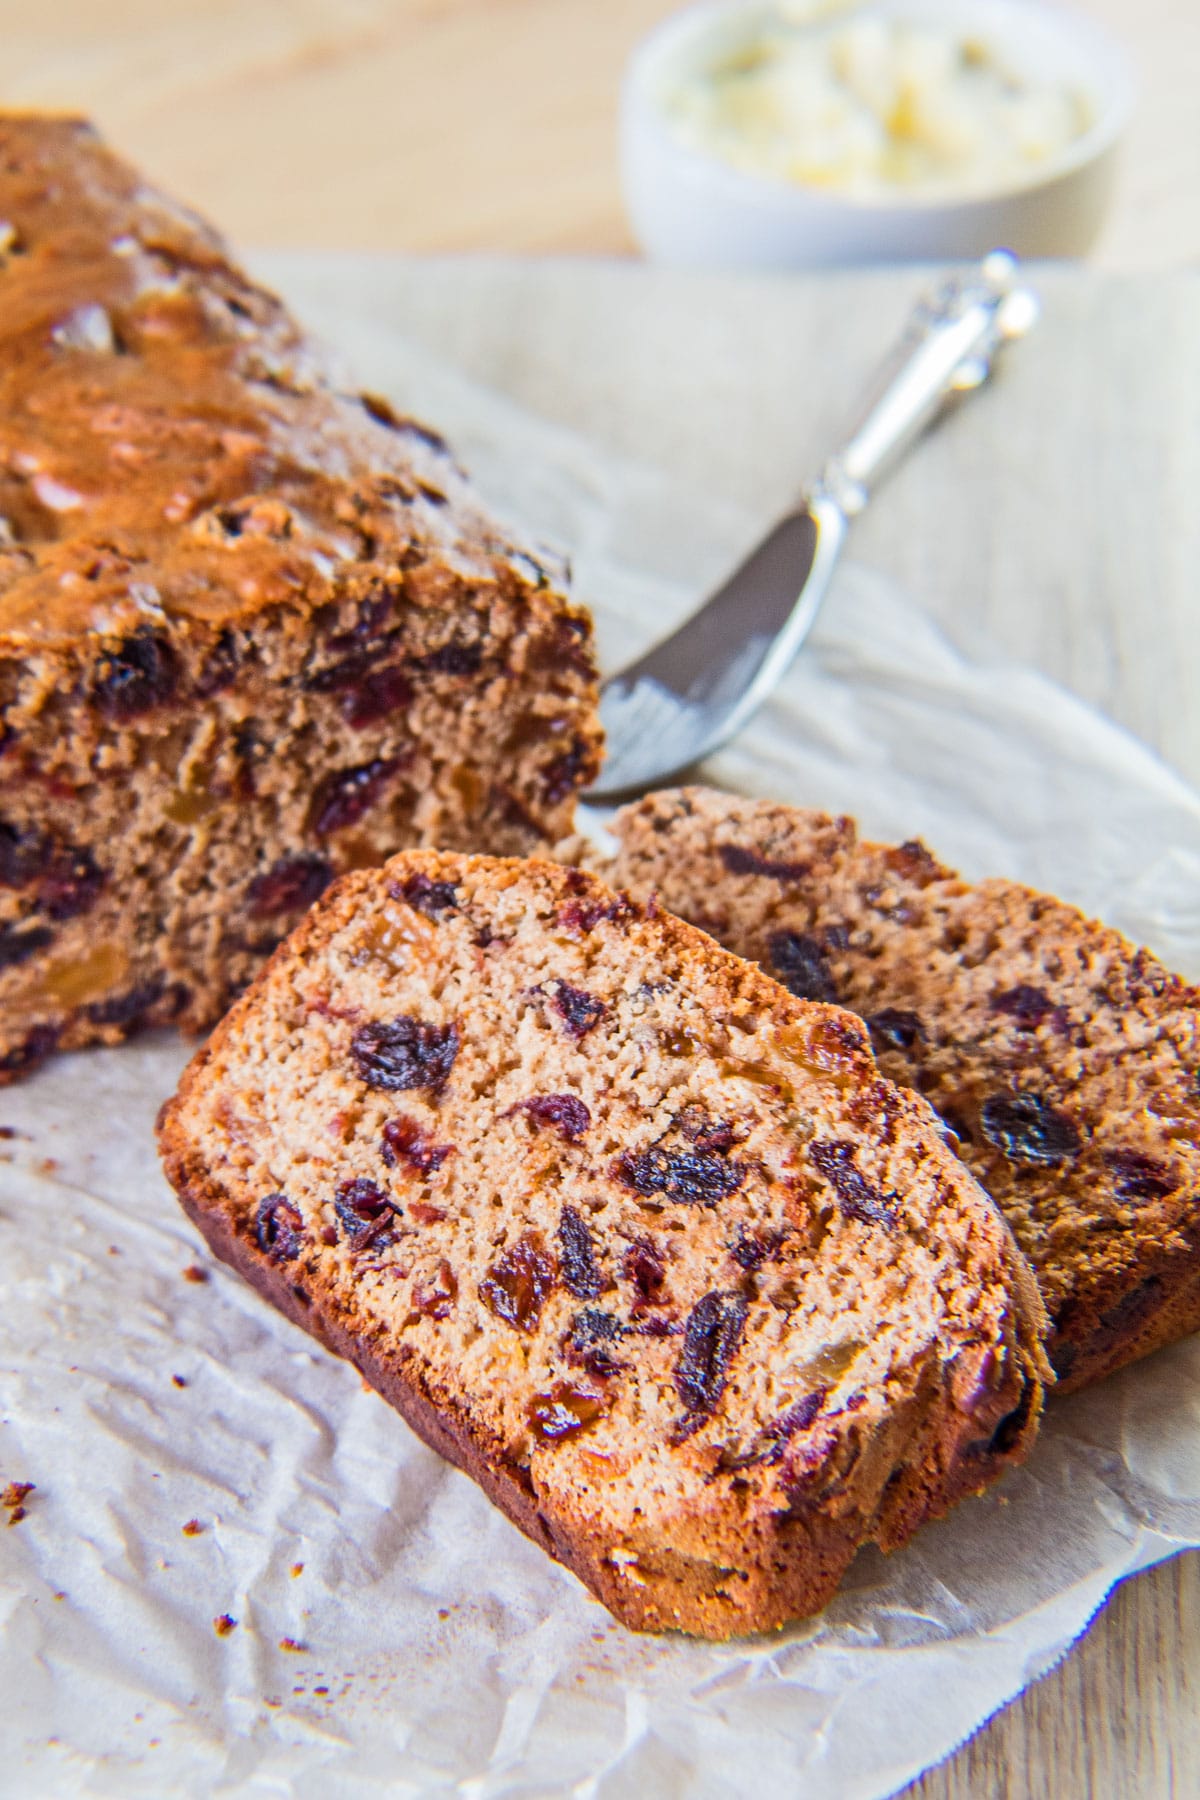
left=0, top=116, right=601, bottom=1081
left=605, top=787, right=1200, bottom=1394
left=158, top=849, right=1049, bottom=1638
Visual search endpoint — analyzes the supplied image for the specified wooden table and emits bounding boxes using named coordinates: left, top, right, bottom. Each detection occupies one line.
left=3, top=0, right=1198, bottom=271
left=3, top=5, right=1198, bottom=1796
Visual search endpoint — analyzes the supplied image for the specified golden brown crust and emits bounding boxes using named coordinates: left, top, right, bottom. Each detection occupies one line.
left=606, top=787, right=1200, bottom=1394
left=0, top=114, right=563, bottom=646
left=159, top=850, right=1050, bottom=1638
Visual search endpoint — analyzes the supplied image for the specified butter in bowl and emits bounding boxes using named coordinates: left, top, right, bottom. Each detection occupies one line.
left=621, top=0, right=1133, bottom=267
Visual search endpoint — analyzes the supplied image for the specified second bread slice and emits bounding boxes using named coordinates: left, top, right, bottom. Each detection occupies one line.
left=158, top=851, right=1048, bottom=1638
left=605, top=788, right=1200, bottom=1393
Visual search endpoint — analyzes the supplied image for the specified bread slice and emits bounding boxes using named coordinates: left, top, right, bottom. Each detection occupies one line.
left=604, top=788, right=1200, bottom=1393
left=158, top=849, right=1049, bottom=1638
left=0, top=117, right=600, bottom=1080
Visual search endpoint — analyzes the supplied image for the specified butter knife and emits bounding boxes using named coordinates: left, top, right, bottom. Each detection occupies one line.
left=586, top=250, right=1039, bottom=802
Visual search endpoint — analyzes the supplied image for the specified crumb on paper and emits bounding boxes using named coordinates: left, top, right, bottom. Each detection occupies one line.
left=107, top=1245, right=121, bottom=1257
left=53, top=1591, right=66, bottom=1601
left=171, top=1375, right=188, bottom=1389
left=290, top=1562, right=304, bottom=1578
left=182, top=1264, right=209, bottom=1284
left=3, top=1480, right=35, bottom=1525
left=279, top=1637, right=306, bottom=1654
left=181, top=1519, right=204, bottom=1537
left=213, top=1614, right=237, bottom=1637
left=37, top=1157, right=59, bottom=1176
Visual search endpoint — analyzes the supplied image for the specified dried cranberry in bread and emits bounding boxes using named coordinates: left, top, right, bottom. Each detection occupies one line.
left=158, top=850, right=1048, bottom=1639
left=0, top=117, right=600, bottom=1080
left=605, top=788, right=1200, bottom=1393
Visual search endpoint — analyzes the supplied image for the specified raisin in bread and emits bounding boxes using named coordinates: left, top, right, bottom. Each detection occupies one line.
left=0, top=116, right=600, bottom=1081
left=605, top=788, right=1200, bottom=1394
left=158, top=850, right=1049, bottom=1639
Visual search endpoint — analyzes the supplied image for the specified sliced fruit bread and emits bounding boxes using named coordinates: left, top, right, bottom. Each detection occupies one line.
left=158, top=850, right=1049, bottom=1638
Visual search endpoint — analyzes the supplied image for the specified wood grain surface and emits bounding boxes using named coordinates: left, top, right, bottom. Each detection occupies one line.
left=1, top=1, right=1197, bottom=271
left=3, top=5, right=1198, bottom=1796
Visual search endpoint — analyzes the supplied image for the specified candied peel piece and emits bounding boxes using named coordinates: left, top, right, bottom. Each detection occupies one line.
left=350, top=906, right=438, bottom=969
left=6, top=942, right=132, bottom=1011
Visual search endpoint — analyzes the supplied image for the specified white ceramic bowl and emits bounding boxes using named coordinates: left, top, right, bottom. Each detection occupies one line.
left=621, top=0, right=1133, bottom=269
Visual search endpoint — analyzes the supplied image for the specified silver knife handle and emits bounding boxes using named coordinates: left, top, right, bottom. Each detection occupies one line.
left=815, top=250, right=1039, bottom=517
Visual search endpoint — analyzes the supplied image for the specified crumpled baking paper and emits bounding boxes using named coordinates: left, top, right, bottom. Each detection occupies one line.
left=2, top=270, right=1199, bottom=1800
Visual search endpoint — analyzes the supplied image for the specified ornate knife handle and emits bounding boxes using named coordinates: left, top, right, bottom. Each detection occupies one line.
left=815, top=249, right=1040, bottom=518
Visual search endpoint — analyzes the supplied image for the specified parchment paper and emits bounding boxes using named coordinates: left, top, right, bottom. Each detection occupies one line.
left=2, top=267, right=1199, bottom=1800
